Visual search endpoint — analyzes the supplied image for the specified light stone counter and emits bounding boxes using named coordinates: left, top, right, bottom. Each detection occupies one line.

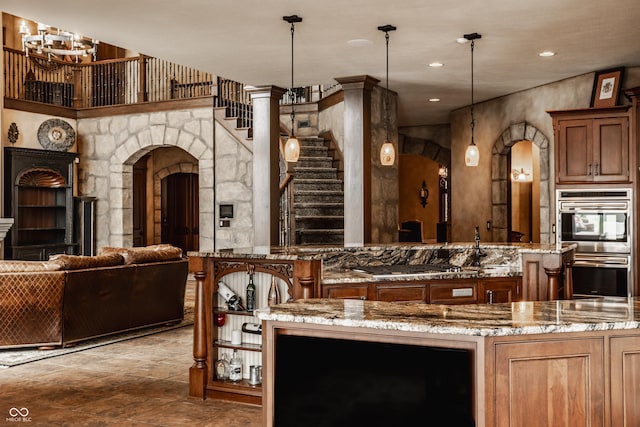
left=256, top=296, right=640, bottom=337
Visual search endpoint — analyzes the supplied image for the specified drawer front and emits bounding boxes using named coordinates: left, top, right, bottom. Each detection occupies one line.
left=323, top=285, right=369, bottom=300
left=375, top=284, right=427, bottom=303
left=429, top=282, right=477, bottom=304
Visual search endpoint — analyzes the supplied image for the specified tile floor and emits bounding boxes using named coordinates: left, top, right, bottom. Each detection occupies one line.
left=0, top=279, right=262, bottom=426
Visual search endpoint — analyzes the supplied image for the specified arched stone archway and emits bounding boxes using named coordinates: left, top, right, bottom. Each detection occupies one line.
left=491, top=122, right=551, bottom=243
left=77, top=109, right=215, bottom=251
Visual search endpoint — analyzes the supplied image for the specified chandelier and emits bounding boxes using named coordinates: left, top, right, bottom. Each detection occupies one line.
left=19, top=21, right=98, bottom=62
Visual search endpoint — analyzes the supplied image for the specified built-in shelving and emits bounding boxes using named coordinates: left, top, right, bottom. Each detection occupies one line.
left=4, top=147, right=77, bottom=260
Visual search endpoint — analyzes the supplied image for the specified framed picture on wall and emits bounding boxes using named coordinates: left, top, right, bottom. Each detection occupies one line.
left=590, top=67, right=625, bottom=108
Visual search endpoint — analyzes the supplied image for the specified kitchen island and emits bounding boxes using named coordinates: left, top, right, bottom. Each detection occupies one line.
left=257, top=297, right=640, bottom=427
left=187, top=242, right=574, bottom=403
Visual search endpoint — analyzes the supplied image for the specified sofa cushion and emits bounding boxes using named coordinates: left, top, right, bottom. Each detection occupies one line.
left=0, top=260, right=63, bottom=272
left=99, top=244, right=183, bottom=265
left=49, top=253, right=124, bottom=270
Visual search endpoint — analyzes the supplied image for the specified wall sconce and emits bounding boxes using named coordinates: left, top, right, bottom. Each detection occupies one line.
left=512, top=168, right=531, bottom=181
left=419, top=180, right=429, bottom=208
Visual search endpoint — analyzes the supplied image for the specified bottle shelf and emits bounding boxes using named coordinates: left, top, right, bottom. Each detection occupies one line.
left=214, top=340, right=262, bottom=352
left=213, top=307, right=257, bottom=317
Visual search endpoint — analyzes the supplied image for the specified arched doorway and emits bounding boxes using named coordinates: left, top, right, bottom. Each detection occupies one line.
left=491, top=122, right=551, bottom=243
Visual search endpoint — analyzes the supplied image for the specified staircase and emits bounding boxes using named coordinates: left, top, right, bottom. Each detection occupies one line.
left=292, top=137, right=344, bottom=245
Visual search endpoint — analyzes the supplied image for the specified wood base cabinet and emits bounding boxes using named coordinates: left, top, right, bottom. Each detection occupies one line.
left=493, top=338, right=604, bottom=426
left=610, top=335, right=640, bottom=426
left=322, top=277, right=522, bottom=305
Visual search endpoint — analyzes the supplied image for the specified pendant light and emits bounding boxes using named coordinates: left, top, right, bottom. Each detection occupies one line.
left=283, top=15, right=302, bottom=163
left=463, top=32, right=482, bottom=167
left=378, top=24, right=397, bottom=166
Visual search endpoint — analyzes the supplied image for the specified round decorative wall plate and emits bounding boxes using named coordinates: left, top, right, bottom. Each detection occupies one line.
left=37, top=119, right=75, bottom=151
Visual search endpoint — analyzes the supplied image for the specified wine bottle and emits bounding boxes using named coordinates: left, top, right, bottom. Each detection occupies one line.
left=214, top=353, right=230, bottom=380
left=229, top=349, right=243, bottom=382
left=268, top=276, right=280, bottom=306
left=246, top=274, right=256, bottom=311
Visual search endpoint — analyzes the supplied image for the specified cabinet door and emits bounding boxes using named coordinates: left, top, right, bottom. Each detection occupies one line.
left=479, top=277, right=521, bottom=304
left=374, top=283, right=427, bottom=303
left=593, top=117, right=629, bottom=182
left=429, top=280, right=477, bottom=304
left=557, top=119, right=593, bottom=183
left=323, top=284, right=369, bottom=300
left=493, top=338, right=604, bottom=427
left=610, top=335, right=640, bottom=426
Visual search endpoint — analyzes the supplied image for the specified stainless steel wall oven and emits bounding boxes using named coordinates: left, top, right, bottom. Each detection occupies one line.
left=556, top=189, right=632, bottom=298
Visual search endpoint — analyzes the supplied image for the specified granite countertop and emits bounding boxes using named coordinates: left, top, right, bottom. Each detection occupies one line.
left=256, top=297, right=640, bottom=337
left=187, top=242, right=575, bottom=260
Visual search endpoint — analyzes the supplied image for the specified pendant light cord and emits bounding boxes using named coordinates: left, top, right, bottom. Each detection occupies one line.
left=290, top=22, right=296, bottom=137
left=385, top=31, right=390, bottom=141
left=470, top=39, right=475, bottom=144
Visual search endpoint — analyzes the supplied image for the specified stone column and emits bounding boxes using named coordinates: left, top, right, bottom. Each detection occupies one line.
left=246, top=85, right=287, bottom=251
left=335, top=76, right=379, bottom=247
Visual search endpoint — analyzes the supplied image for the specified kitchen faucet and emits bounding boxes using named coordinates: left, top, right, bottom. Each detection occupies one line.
left=473, top=225, right=485, bottom=266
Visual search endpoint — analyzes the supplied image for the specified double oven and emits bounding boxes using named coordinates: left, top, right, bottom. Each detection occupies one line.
left=556, top=189, right=632, bottom=298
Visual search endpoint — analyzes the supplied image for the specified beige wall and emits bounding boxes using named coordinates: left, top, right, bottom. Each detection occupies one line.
left=398, top=154, right=440, bottom=240
left=450, top=67, right=640, bottom=243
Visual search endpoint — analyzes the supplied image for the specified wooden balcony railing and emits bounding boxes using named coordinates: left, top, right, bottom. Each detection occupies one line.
left=3, top=47, right=218, bottom=108
left=4, top=46, right=341, bottom=132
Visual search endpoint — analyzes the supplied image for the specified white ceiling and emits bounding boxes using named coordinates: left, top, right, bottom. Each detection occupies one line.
left=3, top=0, right=640, bottom=126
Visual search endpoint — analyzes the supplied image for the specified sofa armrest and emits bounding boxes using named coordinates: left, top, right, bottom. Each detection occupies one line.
left=0, top=271, right=66, bottom=348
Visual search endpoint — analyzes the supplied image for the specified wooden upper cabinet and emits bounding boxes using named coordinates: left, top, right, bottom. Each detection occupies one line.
left=551, top=106, right=631, bottom=184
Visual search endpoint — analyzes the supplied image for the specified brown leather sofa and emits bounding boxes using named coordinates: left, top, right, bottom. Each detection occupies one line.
left=0, top=245, right=188, bottom=349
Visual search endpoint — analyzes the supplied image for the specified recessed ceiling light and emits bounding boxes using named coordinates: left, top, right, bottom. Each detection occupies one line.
left=429, top=98, right=440, bottom=102
left=429, top=62, right=444, bottom=68
left=347, top=39, right=373, bottom=47
left=538, top=51, right=556, bottom=57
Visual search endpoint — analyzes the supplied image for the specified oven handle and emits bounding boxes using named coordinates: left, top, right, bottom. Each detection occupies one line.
left=573, top=258, right=629, bottom=268
left=559, top=205, right=629, bottom=212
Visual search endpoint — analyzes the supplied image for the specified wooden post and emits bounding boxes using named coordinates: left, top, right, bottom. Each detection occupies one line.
left=72, top=65, right=83, bottom=109
left=138, top=55, right=148, bottom=103
left=545, top=267, right=561, bottom=300
left=564, top=257, right=574, bottom=299
left=189, top=271, right=207, bottom=399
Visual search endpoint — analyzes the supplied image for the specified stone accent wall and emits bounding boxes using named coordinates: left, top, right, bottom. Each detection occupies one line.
left=371, top=85, right=399, bottom=243
left=214, top=121, right=253, bottom=249
left=77, top=108, right=217, bottom=250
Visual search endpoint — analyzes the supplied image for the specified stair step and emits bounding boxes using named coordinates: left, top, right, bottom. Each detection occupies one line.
left=296, top=157, right=334, bottom=168
left=296, top=229, right=344, bottom=245
left=294, top=203, right=344, bottom=217
left=295, top=191, right=344, bottom=203
left=294, top=167, right=338, bottom=180
left=296, top=215, right=344, bottom=229
left=293, top=181, right=343, bottom=192
left=300, top=146, right=329, bottom=156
